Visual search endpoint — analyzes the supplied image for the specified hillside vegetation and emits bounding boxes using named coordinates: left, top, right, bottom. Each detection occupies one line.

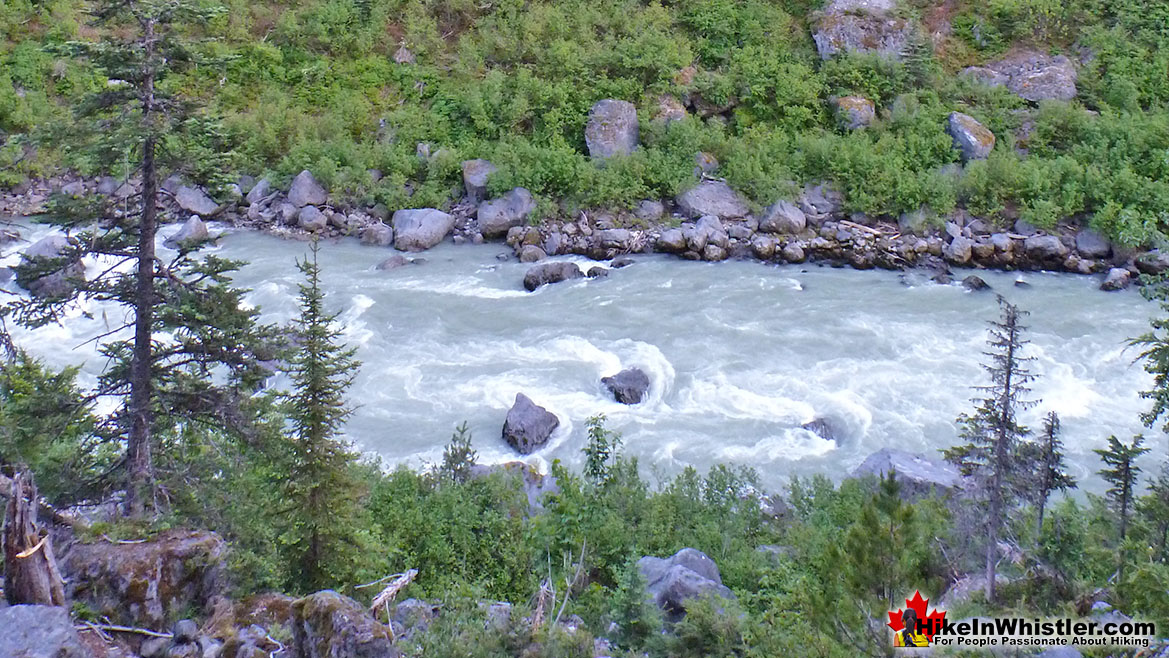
left=2, top=0, right=1169, bottom=243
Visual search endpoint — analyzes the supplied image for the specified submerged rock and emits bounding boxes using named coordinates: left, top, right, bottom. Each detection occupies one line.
left=602, top=368, right=651, bottom=404
left=962, top=275, right=991, bottom=291
left=502, top=393, right=559, bottom=454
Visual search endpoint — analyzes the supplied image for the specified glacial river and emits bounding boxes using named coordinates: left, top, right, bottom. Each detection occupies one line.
left=2, top=219, right=1163, bottom=493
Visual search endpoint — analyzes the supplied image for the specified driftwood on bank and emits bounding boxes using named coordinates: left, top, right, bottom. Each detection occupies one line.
left=3, top=470, right=67, bottom=606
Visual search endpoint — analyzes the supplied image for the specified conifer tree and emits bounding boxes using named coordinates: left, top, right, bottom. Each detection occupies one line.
left=944, top=297, right=1039, bottom=603
left=1139, top=461, right=1169, bottom=563
left=1096, top=435, right=1148, bottom=545
left=1034, top=411, right=1076, bottom=536
left=280, top=241, right=363, bottom=592
left=438, top=421, right=477, bottom=484
left=2, top=0, right=274, bottom=518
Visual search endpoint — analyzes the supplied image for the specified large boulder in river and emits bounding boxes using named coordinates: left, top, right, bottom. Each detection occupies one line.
left=61, top=530, right=226, bottom=629
left=392, top=208, right=455, bottom=251
left=523, top=261, right=584, bottom=291
left=174, top=185, right=219, bottom=216
left=287, top=170, right=327, bottom=208
left=502, top=393, right=559, bottom=454
left=851, top=449, right=963, bottom=499
left=0, top=605, right=87, bottom=658
left=947, top=112, right=995, bottom=161
left=164, top=216, right=210, bottom=249
left=676, top=181, right=749, bottom=220
left=638, top=548, right=735, bottom=622
left=585, top=99, right=639, bottom=158
left=461, top=159, right=497, bottom=203
left=1100, top=267, right=1132, bottom=292
left=18, top=235, right=86, bottom=299
left=602, top=368, right=651, bottom=404
left=292, top=591, right=398, bottom=658
left=478, top=187, right=536, bottom=239
left=811, top=0, right=913, bottom=61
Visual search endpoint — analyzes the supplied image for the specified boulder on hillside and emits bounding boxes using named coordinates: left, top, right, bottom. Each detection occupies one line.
left=635, top=199, right=665, bottom=221
left=502, top=393, right=559, bottom=454
left=174, top=186, right=219, bottom=217
left=245, top=178, right=271, bottom=205
left=759, top=200, right=807, bottom=234
left=585, top=99, right=639, bottom=158
left=947, top=112, right=995, bottom=161
left=811, top=0, right=913, bottom=60
left=478, top=187, right=536, bottom=239
left=965, top=52, right=1078, bottom=102
left=832, top=96, right=876, bottom=129
left=287, top=170, right=327, bottom=208
left=638, top=548, right=735, bottom=622
left=851, top=448, right=964, bottom=499
left=602, top=368, right=651, bottom=405
left=0, top=605, right=88, bottom=658
left=523, top=261, right=584, bottom=292
left=164, top=216, right=210, bottom=249
left=61, top=530, right=226, bottom=629
left=676, top=181, right=749, bottom=220
left=797, top=183, right=844, bottom=219
left=469, top=461, right=561, bottom=512
left=292, top=591, right=398, bottom=658
left=392, top=208, right=455, bottom=251
left=461, top=159, right=497, bottom=204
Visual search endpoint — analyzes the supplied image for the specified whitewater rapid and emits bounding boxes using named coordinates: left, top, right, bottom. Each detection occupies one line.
left=2, top=220, right=1162, bottom=493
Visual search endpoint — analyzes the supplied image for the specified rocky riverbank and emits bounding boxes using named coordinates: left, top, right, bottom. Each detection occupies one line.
left=0, top=164, right=1158, bottom=297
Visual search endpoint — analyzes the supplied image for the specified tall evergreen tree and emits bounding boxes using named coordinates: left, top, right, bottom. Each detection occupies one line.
left=280, top=241, right=364, bottom=592
left=944, top=297, right=1039, bottom=603
left=1034, top=411, right=1076, bottom=536
left=1139, top=461, right=1169, bottom=563
left=1132, top=278, right=1169, bottom=433
left=1096, top=435, right=1149, bottom=545
left=2, top=0, right=273, bottom=517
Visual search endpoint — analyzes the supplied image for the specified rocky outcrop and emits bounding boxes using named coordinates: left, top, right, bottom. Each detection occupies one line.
left=832, top=96, right=876, bottom=129
left=811, top=0, right=913, bottom=60
left=947, top=112, right=995, bottom=161
left=638, top=548, right=735, bottom=622
left=585, top=100, right=639, bottom=158
left=523, top=261, right=584, bottom=291
left=392, top=208, right=455, bottom=251
left=291, top=590, right=397, bottom=658
left=287, top=170, right=327, bottom=208
left=174, top=186, right=219, bottom=217
left=244, top=178, right=271, bottom=205
left=676, top=181, right=749, bottom=220
left=964, top=52, right=1078, bottom=102
left=602, top=368, right=651, bottom=405
left=478, top=187, right=536, bottom=239
left=461, top=159, right=497, bottom=204
left=0, top=605, right=88, bottom=658
left=851, top=448, right=963, bottom=499
left=502, top=393, right=559, bottom=454
left=164, top=216, right=211, bottom=249
left=61, top=530, right=226, bottom=629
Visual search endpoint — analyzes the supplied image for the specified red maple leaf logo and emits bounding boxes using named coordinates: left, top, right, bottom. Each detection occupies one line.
left=887, top=591, right=947, bottom=642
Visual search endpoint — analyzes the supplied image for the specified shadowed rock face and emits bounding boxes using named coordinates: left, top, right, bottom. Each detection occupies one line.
left=502, top=393, right=559, bottom=454
left=585, top=99, right=639, bottom=158
left=292, top=590, right=399, bottom=658
left=947, top=112, right=995, bottom=160
left=638, top=548, right=735, bottom=622
left=61, top=530, right=226, bottom=629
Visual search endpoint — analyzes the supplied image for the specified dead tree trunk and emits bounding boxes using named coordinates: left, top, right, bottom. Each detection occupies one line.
left=3, top=470, right=66, bottom=606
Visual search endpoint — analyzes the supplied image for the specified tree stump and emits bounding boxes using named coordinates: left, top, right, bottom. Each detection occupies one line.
left=3, top=470, right=66, bottom=606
